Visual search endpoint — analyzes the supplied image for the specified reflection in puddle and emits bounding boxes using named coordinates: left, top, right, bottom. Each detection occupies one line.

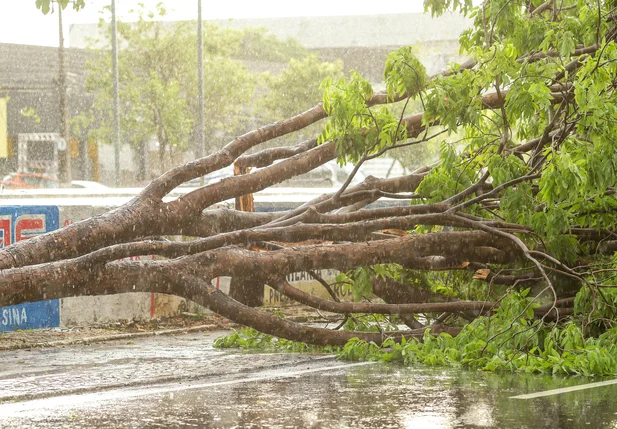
left=403, top=414, right=453, bottom=428
left=460, top=402, right=494, bottom=427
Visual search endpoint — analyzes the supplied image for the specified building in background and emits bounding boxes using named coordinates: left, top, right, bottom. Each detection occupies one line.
left=0, top=43, right=99, bottom=182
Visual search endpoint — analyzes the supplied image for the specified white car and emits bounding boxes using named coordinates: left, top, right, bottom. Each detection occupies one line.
left=70, top=180, right=109, bottom=189
left=270, top=160, right=366, bottom=188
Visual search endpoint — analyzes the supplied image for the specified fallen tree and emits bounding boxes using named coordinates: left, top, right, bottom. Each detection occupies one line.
left=4, top=1, right=617, bottom=366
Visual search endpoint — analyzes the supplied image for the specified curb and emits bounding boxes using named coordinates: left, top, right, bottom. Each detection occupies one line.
left=0, top=324, right=221, bottom=351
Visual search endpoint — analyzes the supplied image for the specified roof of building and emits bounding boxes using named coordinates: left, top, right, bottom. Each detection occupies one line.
left=0, top=43, right=89, bottom=90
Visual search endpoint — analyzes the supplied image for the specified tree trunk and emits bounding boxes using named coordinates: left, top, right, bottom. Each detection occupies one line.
left=229, top=275, right=264, bottom=308
left=229, top=164, right=263, bottom=307
left=57, top=5, right=71, bottom=184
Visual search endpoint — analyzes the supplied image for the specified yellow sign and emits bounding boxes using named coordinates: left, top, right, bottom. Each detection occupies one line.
left=0, top=98, right=7, bottom=158
left=263, top=270, right=353, bottom=307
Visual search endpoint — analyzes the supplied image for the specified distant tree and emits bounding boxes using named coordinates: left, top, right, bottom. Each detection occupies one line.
left=74, top=4, right=256, bottom=174
left=261, top=55, right=344, bottom=121
left=234, top=27, right=308, bottom=63
left=36, top=0, right=85, bottom=14
left=256, top=55, right=344, bottom=147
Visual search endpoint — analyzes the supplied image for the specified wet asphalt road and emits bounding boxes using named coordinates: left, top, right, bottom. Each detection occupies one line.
left=2, top=332, right=617, bottom=428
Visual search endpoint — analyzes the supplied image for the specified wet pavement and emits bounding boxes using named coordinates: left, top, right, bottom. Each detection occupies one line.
left=1, top=332, right=617, bottom=428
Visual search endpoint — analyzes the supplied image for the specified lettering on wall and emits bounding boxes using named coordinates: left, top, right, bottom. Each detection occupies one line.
left=264, top=269, right=349, bottom=306
left=0, top=206, right=59, bottom=248
left=1, top=307, right=28, bottom=327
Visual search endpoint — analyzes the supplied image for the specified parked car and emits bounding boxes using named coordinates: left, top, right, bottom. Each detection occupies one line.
left=0, top=172, right=60, bottom=189
left=178, top=165, right=235, bottom=187
left=70, top=180, right=109, bottom=189
left=270, top=160, right=366, bottom=188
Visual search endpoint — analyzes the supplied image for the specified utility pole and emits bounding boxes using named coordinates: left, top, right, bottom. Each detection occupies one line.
left=197, top=0, right=206, bottom=185
left=111, top=0, right=121, bottom=187
left=58, top=4, right=71, bottom=184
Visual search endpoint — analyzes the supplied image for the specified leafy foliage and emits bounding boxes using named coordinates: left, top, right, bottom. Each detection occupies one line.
left=319, top=46, right=428, bottom=165
left=317, top=0, right=617, bottom=289
left=236, top=27, right=308, bottom=63
left=74, top=4, right=344, bottom=175
left=384, top=46, right=427, bottom=101
left=320, top=72, right=409, bottom=164
left=215, top=289, right=617, bottom=376
left=423, top=68, right=482, bottom=133
left=242, top=54, right=345, bottom=151
left=217, top=0, right=617, bottom=374
left=341, top=314, right=404, bottom=332
left=214, top=327, right=339, bottom=354
left=340, top=291, right=617, bottom=376
left=259, top=55, right=344, bottom=123
left=338, top=263, right=485, bottom=304
left=424, top=0, right=474, bottom=17
left=36, top=0, right=85, bottom=14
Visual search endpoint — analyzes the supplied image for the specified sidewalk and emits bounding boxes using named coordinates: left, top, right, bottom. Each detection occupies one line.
left=0, top=314, right=232, bottom=351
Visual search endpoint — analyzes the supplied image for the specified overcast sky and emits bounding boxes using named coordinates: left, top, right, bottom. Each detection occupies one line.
left=0, top=0, right=429, bottom=47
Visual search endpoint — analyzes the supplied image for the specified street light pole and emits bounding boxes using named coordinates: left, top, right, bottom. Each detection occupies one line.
left=58, top=4, right=71, bottom=184
left=111, top=0, right=121, bottom=187
left=197, top=0, right=205, bottom=186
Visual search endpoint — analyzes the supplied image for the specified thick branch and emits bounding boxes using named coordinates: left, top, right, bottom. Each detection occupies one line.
left=0, top=231, right=522, bottom=303
left=235, top=138, right=318, bottom=169
left=272, top=278, right=495, bottom=315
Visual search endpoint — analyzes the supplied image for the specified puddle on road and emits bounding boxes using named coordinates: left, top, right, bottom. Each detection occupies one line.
left=2, top=361, right=617, bottom=428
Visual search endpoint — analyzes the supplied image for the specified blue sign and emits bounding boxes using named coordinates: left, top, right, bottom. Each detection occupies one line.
left=0, top=300, right=60, bottom=332
left=0, top=205, right=61, bottom=331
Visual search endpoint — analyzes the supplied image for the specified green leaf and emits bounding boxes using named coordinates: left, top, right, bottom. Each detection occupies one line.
left=560, top=31, right=577, bottom=57
left=384, top=46, right=427, bottom=101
